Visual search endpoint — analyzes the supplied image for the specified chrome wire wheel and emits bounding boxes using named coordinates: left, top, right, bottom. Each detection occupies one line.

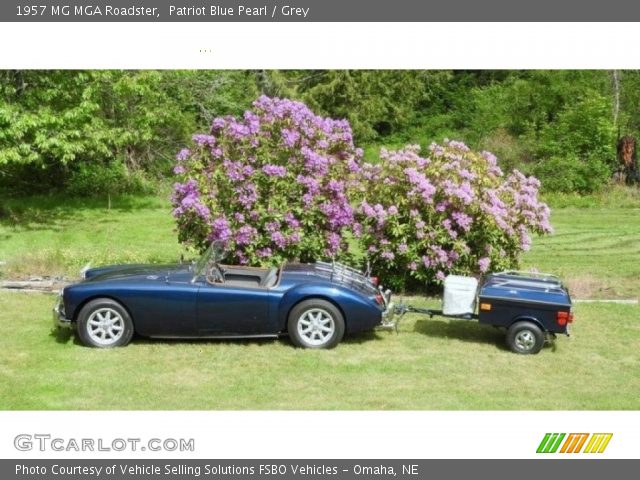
left=86, top=307, right=125, bottom=346
left=296, top=308, right=336, bottom=347
left=514, top=330, right=536, bottom=351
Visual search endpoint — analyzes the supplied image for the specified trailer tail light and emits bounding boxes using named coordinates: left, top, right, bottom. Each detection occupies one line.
left=369, top=276, right=379, bottom=286
left=375, top=294, right=384, bottom=306
left=480, top=303, right=492, bottom=311
left=556, top=311, right=571, bottom=326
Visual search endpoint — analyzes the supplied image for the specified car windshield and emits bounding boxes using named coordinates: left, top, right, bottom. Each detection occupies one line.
left=192, top=242, right=225, bottom=282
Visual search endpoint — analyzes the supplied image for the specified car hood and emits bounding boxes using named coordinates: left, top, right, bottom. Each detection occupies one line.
left=83, top=264, right=193, bottom=283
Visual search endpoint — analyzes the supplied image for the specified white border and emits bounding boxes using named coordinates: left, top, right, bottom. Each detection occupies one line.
left=1, top=20, right=638, bottom=461
left=1, top=22, right=640, bottom=69
left=2, top=411, right=638, bottom=459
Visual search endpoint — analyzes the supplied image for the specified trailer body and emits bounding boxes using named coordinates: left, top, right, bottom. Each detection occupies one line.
left=477, top=271, right=573, bottom=335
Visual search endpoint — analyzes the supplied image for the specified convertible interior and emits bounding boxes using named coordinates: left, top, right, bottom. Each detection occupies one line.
left=213, top=265, right=281, bottom=288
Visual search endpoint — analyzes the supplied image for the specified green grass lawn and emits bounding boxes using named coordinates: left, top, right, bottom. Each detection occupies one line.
left=0, top=192, right=188, bottom=279
left=0, top=188, right=639, bottom=410
left=0, top=292, right=638, bottom=410
left=524, top=188, right=640, bottom=299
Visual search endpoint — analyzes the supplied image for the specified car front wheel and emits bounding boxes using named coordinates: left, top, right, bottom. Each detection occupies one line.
left=76, top=298, right=134, bottom=348
left=288, top=299, right=345, bottom=349
left=506, top=321, right=545, bottom=354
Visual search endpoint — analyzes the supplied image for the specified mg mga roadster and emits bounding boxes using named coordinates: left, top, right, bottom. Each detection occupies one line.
left=53, top=245, right=395, bottom=349
left=54, top=244, right=573, bottom=354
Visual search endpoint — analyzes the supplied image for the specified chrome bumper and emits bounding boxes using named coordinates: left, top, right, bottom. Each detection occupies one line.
left=380, top=301, right=396, bottom=328
left=382, top=302, right=396, bottom=325
left=376, top=285, right=397, bottom=331
left=52, top=295, right=72, bottom=329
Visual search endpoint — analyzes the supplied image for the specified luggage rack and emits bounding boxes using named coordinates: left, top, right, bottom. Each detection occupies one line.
left=491, top=270, right=562, bottom=284
left=315, top=260, right=373, bottom=290
left=487, top=270, right=565, bottom=293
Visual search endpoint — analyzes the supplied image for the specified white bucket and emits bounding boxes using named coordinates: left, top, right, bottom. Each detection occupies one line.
left=442, top=275, right=478, bottom=315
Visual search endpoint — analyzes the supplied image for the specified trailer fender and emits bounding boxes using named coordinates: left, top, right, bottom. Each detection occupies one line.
left=509, top=316, right=546, bottom=332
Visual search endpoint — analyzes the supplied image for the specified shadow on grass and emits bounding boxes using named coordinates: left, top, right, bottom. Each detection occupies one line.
left=413, top=318, right=508, bottom=351
left=49, top=327, right=75, bottom=345
left=0, top=195, right=167, bottom=230
left=130, top=335, right=281, bottom=349
left=413, top=318, right=558, bottom=353
left=50, top=331, right=282, bottom=349
left=0, top=203, right=68, bottom=232
left=343, top=330, right=387, bottom=346
left=74, top=331, right=386, bottom=349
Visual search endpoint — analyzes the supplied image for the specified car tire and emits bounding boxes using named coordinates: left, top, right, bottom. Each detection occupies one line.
left=288, top=299, right=345, bottom=349
left=76, top=298, right=134, bottom=348
left=506, top=321, right=545, bottom=354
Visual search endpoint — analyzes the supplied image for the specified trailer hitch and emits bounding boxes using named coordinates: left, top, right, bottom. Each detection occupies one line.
left=395, top=304, right=442, bottom=318
left=378, top=303, right=440, bottom=333
left=379, top=302, right=478, bottom=334
left=404, top=304, right=478, bottom=320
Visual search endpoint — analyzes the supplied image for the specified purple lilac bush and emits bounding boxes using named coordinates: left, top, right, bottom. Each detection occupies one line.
left=171, top=95, right=363, bottom=265
left=173, top=96, right=552, bottom=288
left=356, top=141, right=552, bottom=289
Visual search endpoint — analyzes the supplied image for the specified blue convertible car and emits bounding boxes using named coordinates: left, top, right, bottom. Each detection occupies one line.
left=54, top=245, right=395, bottom=349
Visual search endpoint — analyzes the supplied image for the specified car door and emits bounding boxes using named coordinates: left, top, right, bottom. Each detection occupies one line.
left=118, top=281, right=199, bottom=338
left=196, top=282, right=271, bottom=335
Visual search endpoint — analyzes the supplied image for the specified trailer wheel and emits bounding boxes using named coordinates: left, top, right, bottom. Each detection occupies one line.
left=506, top=321, right=544, bottom=354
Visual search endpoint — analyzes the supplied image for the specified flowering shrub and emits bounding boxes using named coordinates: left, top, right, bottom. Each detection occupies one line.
left=172, top=96, right=363, bottom=264
left=173, top=95, right=552, bottom=290
left=357, top=141, right=552, bottom=289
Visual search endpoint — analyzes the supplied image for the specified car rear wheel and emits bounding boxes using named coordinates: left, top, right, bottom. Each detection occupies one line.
left=506, top=321, right=544, bottom=354
left=77, top=298, right=134, bottom=348
left=288, top=299, right=345, bottom=349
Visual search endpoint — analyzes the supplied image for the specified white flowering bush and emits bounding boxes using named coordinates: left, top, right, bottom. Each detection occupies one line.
left=356, top=141, right=552, bottom=289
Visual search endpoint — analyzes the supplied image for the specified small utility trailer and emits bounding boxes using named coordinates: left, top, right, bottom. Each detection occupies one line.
left=395, top=271, right=574, bottom=354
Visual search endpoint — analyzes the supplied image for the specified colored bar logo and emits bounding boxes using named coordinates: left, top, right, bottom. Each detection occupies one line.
left=537, top=433, right=612, bottom=453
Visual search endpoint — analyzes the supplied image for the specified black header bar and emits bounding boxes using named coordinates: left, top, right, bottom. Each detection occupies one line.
left=2, top=0, right=640, bottom=21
